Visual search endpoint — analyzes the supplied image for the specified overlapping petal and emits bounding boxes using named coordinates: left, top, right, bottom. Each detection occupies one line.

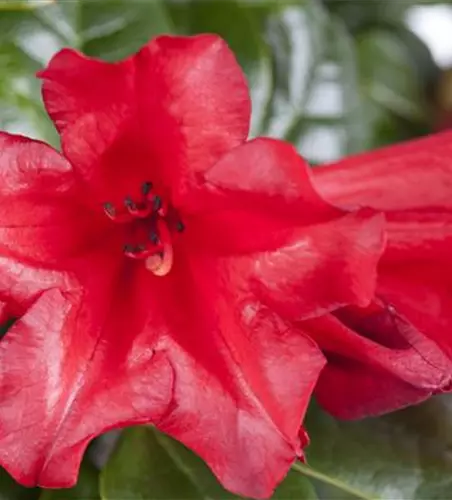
left=304, top=307, right=451, bottom=419
left=313, top=130, right=452, bottom=211
left=0, top=285, right=174, bottom=487
left=187, top=139, right=386, bottom=318
left=0, top=133, right=108, bottom=265
left=311, top=130, right=452, bottom=418
left=0, top=31, right=396, bottom=498
left=39, top=35, right=250, bottom=205
left=0, top=244, right=326, bottom=498
left=154, top=251, right=326, bottom=497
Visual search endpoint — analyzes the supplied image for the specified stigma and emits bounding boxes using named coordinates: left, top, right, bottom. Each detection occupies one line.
left=103, top=181, right=184, bottom=276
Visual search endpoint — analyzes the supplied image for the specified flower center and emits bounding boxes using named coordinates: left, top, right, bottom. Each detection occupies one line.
left=103, top=181, right=184, bottom=276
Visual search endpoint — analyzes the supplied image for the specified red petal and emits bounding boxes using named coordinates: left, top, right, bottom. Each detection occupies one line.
left=377, top=265, right=452, bottom=361
left=0, top=245, right=325, bottom=498
left=187, top=139, right=386, bottom=318
left=0, top=133, right=107, bottom=264
left=310, top=130, right=452, bottom=416
left=154, top=251, right=325, bottom=498
left=0, top=269, right=175, bottom=488
left=252, top=209, right=385, bottom=320
left=39, top=35, right=250, bottom=205
left=38, top=49, right=133, bottom=134
left=313, top=130, right=452, bottom=211
left=305, top=309, right=451, bottom=419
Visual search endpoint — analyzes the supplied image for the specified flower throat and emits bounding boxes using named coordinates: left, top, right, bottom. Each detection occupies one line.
left=103, top=181, right=184, bottom=276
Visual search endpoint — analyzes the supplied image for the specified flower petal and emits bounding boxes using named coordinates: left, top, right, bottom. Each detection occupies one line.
left=310, top=130, right=452, bottom=418
left=188, top=139, right=386, bottom=318
left=154, top=251, right=326, bottom=498
left=313, top=130, right=452, bottom=211
left=0, top=245, right=324, bottom=498
left=0, top=269, right=175, bottom=488
left=0, top=133, right=107, bottom=264
left=304, top=308, right=452, bottom=419
left=377, top=265, right=452, bottom=362
left=39, top=35, right=250, bottom=204
left=252, top=210, right=385, bottom=320
left=38, top=49, right=133, bottom=134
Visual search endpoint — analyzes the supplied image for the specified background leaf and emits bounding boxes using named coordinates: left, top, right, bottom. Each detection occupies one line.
left=304, top=396, right=452, bottom=500
left=0, top=468, right=38, bottom=500
left=101, top=426, right=318, bottom=500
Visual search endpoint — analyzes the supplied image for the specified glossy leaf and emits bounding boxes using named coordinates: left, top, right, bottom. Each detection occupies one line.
left=355, top=26, right=433, bottom=149
left=0, top=468, right=38, bottom=500
left=0, top=0, right=174, bottom=142
left=261, top=1, right=365, bottom=163
left=0, top=0, right=53, bottom=11
left=0, top=9, right=58, bottom=141
left=305, top=397, right=452, bottom=499
left=50, top=0, right=174, bottom=60
left=101, top=426, right=318, bottom=500
left=39, top=461, right=100, bottom=500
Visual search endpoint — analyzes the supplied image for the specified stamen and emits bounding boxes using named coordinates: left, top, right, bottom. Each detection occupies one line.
left=145, top=219, right=173, bottom=276
left=149, top=231, right=159, bottom=245
left=153, top=196, right=162, bottom=211
left=104, top=202, right=116, bottom=219
left=124, top=196, right=136, bottom=210
left=141, top=181, right=153, bottom=196
left=105, top=183, right=181, bottom=276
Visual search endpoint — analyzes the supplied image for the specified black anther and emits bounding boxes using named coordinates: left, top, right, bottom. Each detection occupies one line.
left=153, top=196, right=162, bottom=211
left=149, top=231, right=159, bottom=245
left=103, top=202, right=116, bottom=215
left=124, top=196, right=136, bottom=209
left=141, top=181, right=153, bottom=196
left=123, top=244, right=135, bottom=253
left=176, top=221, right=185, bottom=232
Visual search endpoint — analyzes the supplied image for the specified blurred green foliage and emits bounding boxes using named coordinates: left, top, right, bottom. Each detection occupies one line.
left=0, top=0, right=451, bottom=499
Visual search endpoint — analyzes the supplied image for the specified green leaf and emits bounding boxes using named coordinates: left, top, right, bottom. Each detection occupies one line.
left=101, top=426, right=317, bottom=499
left=101, top=427, right=204, bottom=500
left=0, top=8, right=59, bottom=142
left=0, top=0, right=53, bottom=11
left=260, top=1, right=365, bottom=163
left=357, top=28, right=426, bottom=121
left=304, top=396, right=452, bottom=500
left=34, top=0, right=174, bottom=60
left=273, top=469, right=318, bottom=499
left=0, top=468, right=39, bottom=500
left=39, top=461, right=100, bottom=500
left=0, top=0, right=174, bottom=142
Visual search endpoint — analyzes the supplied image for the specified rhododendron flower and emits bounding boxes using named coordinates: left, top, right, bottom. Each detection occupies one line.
left=309, top=131, right=452, bottom=419
left=0, top=35, right=384, bottom=498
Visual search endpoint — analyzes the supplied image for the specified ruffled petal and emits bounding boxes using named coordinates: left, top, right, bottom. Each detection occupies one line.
left=0, top=133, right=107, bottom=265
left=153, top=251, right=325, bottom=498
left=310, top=130, right=452, bottom=417
left=39, top=35, right=250, bottom=205
left=0, top=244, right=325, bottom=498
left=313, top=130, right=452, bottom=211
left=252, top=210, right=385, bottom=320
left=38, top=49, right=133, bottom=134
left=0, top=262, right=175, bottom=488
left=187, top=139, right=386, bottom=319
left=377, top=265, right=452, bottom=361
left=304, top=308, right=452, bottom=419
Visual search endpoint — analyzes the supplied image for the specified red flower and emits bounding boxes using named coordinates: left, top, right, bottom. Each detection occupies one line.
left=309, top=131, right=452, bottom=419
left=0, top=35, right=384, bottom=498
